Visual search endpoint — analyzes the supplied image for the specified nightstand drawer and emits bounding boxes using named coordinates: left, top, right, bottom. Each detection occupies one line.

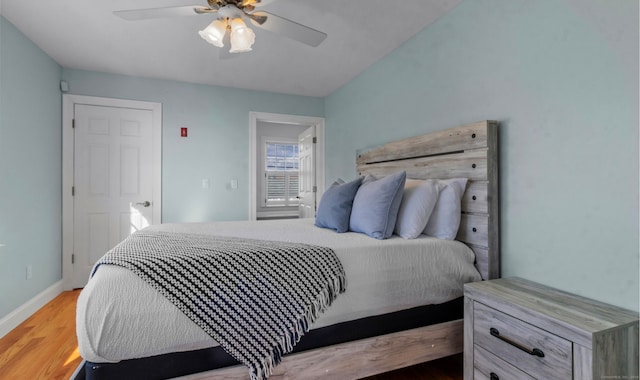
left=473, top=302, right=572, bottom=379
left=474, top=345, right=534, bottom=380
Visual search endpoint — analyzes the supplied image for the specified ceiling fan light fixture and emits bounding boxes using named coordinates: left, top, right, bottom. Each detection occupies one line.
left=229, top=18, right=256, bottom=53
left=198, top=19, right=227, bottom=47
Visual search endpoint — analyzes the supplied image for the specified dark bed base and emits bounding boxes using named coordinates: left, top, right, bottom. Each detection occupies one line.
left=79, top=297, right=462, bottom=380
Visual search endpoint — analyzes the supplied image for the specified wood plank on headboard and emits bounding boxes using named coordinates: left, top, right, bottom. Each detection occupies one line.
left=356, top=121, right=492, bottom=164
left=356, top=120, right=500, bottom=280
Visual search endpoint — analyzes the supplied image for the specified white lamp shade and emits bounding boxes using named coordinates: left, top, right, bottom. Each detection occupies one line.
left=199, top=19, right=227, bottom=47
left=229, top=18, right=255, bottom=53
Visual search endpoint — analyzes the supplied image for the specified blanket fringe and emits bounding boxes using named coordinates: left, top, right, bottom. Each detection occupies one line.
left=250, top=272, right=347, bottom=380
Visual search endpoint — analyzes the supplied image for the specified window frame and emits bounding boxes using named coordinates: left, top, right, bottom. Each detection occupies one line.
left=262, top=138, right=300, bottom=208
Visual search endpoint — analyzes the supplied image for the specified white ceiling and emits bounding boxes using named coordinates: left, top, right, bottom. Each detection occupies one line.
left=0, top=0, right=462, bottom=97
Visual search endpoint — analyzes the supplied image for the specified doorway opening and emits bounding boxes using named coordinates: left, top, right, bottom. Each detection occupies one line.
left=249, top=112, right=325, bottom=221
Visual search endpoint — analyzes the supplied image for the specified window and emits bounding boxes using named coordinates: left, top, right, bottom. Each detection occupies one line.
left=264, top=141, right=299, bottom=207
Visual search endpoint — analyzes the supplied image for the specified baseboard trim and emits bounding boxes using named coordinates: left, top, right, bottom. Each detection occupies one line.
left=0, top=280, right=64, bottom=339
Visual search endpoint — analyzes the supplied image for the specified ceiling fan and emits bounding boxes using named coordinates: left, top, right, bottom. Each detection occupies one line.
left=114, top=0, right=327, bottom=53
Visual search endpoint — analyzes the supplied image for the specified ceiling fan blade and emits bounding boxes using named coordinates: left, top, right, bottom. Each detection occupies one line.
left=245, top=13, right=268, bottom=25
left=114, top=5, right=209, bottom=21
left=241, top=0, right=280, bottom=8
left=194, top=8, right=219, bottom=15
left=247, top=11, right=326, bottom=47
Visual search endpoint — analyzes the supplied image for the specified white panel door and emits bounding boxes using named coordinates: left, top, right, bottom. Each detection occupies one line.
left=298, top=126, right=316, bottom=218
left=73, top=104, right=154, bottom=287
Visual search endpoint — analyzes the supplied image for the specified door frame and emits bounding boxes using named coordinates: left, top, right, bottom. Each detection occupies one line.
left=61, top=94, right=162, bottom=290
left=249, top=112, right=325, bottom=221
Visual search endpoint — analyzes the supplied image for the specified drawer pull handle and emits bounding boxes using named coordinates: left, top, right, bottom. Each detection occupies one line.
left=490, top=373, right=500, bottom=380
left=489, top=327, right=545, bottom=358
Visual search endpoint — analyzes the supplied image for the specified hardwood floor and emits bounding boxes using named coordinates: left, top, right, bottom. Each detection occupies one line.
left=0, top=290, right=82, bottom=380
left=0, top=290, right=463, bottom=380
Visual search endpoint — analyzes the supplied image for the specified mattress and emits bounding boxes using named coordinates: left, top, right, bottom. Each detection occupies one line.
left=77, top=218, right=481, bottom=364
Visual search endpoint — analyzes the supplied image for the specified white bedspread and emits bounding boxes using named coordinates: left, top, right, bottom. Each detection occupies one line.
left=77, top=218, right=481, bottom=363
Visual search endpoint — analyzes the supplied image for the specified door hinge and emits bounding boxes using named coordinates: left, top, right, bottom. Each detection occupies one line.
left=72, top=186, right=75, bottom=196
left=313, top=186, right=317, bottom=193
left=72, top=254, right=75, bottom=264
left=312, top=137, right=317, bottom=144
left=72, top=119, right=75, bottom=129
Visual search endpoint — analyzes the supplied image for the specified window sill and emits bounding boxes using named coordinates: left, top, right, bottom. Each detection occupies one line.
left=256, top=210, right=299, bottom=219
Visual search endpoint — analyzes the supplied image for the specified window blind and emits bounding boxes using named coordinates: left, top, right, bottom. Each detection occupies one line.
left=264, top=142, right=299, bottom=207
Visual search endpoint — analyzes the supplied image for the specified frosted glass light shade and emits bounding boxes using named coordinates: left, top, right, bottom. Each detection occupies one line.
left=229, top=18, right=255, bottom=53
left=199, top=19, right=227, bottom=47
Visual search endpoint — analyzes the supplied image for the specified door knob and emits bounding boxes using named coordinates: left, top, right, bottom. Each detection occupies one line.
left=136, top=201, right=151, bottom=207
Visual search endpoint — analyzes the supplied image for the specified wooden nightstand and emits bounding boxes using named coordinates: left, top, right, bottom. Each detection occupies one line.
left=464, top=277, right=639, bottom=380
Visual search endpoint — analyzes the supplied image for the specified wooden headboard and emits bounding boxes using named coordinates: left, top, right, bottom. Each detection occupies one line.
left=356, top=120, right=500, bottom=280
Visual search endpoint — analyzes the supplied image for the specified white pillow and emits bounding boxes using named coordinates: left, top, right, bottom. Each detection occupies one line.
left=424, top=178, right=468, bottom=240
left=394, top=179, right=443, bottom=239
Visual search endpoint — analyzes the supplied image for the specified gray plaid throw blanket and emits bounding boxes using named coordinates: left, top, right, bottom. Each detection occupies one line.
left=92, top=230, right=346, bottom=380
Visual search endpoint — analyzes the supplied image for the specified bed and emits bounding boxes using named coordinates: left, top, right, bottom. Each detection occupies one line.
left=75, top=120, right=500, bottom=380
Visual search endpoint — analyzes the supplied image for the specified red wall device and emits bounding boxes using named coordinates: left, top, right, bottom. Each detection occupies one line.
left=181, top=127, right=188, bottom=137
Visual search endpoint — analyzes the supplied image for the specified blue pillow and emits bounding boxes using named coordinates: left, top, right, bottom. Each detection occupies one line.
left=315, top=177, right=364, bottom=233
left=349, top=171, right=407, bottom=239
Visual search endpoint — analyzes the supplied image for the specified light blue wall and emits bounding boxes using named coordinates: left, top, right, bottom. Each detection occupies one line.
left=325, top=0, right=639, bottom=311
left=61, top=69, right=324, bottom=223
left=0, top=17, right=63, bottom=318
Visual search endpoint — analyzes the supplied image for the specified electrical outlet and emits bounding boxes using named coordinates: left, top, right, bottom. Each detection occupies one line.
left=26, top=265, right=33, bottom=280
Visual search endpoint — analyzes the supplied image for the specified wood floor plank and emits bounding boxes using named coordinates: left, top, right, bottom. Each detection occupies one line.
left=0, top=290, right=463, bottom=380
left=0, top=290, right=82, bottom=380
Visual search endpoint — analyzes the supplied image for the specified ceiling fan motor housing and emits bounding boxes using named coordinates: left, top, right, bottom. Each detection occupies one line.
left=216, top=5, right=245, bottom=21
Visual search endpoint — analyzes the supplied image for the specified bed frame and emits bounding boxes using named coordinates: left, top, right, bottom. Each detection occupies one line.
left=168, top=120, right=500, bottom=380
